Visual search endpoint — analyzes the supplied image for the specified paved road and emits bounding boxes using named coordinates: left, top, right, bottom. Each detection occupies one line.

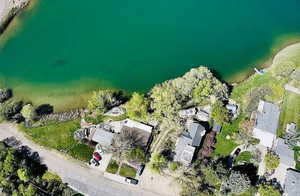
left=0, top=123, right=161, bottom=196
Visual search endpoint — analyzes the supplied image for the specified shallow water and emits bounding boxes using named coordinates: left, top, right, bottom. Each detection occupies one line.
left=1, top=0, right=300, bottom=95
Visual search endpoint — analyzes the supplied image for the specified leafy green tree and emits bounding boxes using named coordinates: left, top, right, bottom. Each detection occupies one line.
left=125, top=92, right=149, bottom=121
left=149, top=153, right=167, bottom=174
left=19, top=184, right=36, bottom=196
left=17, top=168, right=30, bottom=182
left=3, top=150, right=16, bottom=175
left=126, top=147, right=146, bottom=163
left=21, top=104, right=36, bottom=122
left=202, top=167, right=222, bottom=186
left=211, top=101, right=229, bottom=125
left=192, top=79, right=213, bottom=104
left=264, top=152, right=280, bottom=171
left=88, top=90, right=121, bottom=113
left=258, top=185, right=281, bottom=196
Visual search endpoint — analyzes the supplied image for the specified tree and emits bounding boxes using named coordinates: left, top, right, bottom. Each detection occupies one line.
left=111, top=129, right=144, bottom=162
left=264, top=152, right=280, bottom=171
left=88, top=90, right=123, bottom=113
left=211, top=101, right=229, bottom=125
left=258, top=185, right=281, bottom=196
left=192, top=79, right=213, bottom=104
left=149, top=153, right=167, bottom=174
left=221, top=171, right=251, bottom=195
left=17, top=168, right=30, bottom=182
left=168, top=162, right=179, bottom=172
left=21, top=104, right=36, bottom=122
left=2, top=150, right=16, bottom=175
left=125, top=92, right=149, bottom=121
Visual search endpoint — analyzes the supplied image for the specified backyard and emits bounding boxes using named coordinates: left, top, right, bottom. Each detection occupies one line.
left=20, top=120, right=94, bottom=161
left=278, top=91, right=300, bottom=136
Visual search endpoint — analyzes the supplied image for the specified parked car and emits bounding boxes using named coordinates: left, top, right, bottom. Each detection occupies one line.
left=233, top=148, right=241, bottom=157
left=95, top=144, right=104, bottom=155
left=93, top=152, right=102, bottom=161
left=89, top=158, right=100, bottom=167
left=137, top=164, right=145, bottom=176
left=125, top=177, right=139, bottom=185
left=3, top=137, right=21, bottom=148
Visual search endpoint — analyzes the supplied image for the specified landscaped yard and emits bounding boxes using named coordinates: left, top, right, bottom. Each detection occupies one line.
left=119, top=163, right=137, bottom=178
left=278, top=91, right=300, bottom=136
left=214, top=117, right=243, bottom=156
left=235, top=151, right=252, bottom=164
left=20, top=120, right=94, bottom=161
left=106, top=160, right=119, bottom=174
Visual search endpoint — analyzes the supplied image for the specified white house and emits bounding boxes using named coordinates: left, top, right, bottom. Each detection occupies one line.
left=252, top=100, right=280, bottom=148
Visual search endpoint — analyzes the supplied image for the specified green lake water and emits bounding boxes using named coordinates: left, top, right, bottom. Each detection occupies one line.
left=1, top=0, right=300, bottom=98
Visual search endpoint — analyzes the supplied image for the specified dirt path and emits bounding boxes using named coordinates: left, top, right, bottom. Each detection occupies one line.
left=0, top=123, right=162, bottom=196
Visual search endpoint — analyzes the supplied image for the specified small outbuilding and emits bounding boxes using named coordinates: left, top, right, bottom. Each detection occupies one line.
left=275, top=138, right=295, bottom=168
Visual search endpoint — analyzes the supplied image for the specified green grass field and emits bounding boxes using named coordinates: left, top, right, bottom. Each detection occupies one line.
left=20, top=120, right=94, bottom=161
left=119, top=164, right=137, bottom=178
left=106, top=160, right=119, bottom=174
left=278, top=92, right=300, bottom=136
left=235, top=151, right=252, bottom=164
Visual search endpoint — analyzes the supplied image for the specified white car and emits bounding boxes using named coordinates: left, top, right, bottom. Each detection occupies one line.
left=95, top=144, right=105, bottom=155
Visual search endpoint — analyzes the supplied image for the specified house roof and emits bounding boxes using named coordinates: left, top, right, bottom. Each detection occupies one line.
left=255, top=100, right=280, bottom=135
left=284, top=169, right=300, bottom=196
left=174, top=137, right=196, bottom=165
left=123, top=119, right=153, bottom=133
left=275, top=138, right=295, bottom=167
left=286, top=123, right=297, bottom=134
left=174, top=122, right=206, bottom=165
left=91, top=128, right=114, bottom=146
left=181, top=122, right=206, bottom=147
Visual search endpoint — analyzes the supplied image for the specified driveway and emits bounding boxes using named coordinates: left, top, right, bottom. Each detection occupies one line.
left=0, top=123, right=163, bottom=196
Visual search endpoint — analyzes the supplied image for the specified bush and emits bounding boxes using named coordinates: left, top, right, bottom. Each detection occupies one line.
left=258, top=185, right=281, bottom=196
left=168, top=162, right=179, bottom=171
left=211, top=101, right=229, bottom=125
left=127, top=147, right=146, bottom=163
left=221, top=171, right=251, bottom=195
left=264, top=152, right=280, bottom=171
left=149, top=153, right=167, bottom=174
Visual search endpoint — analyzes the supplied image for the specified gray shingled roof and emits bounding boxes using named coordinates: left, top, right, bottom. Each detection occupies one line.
left=92, top=128, right=114, bottom=146
left=174, top=123, right=206, bottom=164
left=284, top=169, right=300, bottom=196
left=255, top=101, right=280, bottom=134
left=275, top=138, right=295, bottom=167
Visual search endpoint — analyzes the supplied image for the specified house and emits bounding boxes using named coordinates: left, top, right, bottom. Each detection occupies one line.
left=284, top=169, right=300, bottom=196
left=275, top=138, right=295, bottom=168
left=252, top=100, right=280, bottom=148
left=174, top=122, right=206, bottom=165
left=121, top=119, right=153, bottom=149
left=90, top=125, right=114, bottom=147
left=179, top=107, right=210, bottom=121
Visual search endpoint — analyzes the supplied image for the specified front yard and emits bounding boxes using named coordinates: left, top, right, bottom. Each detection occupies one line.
left=106, top=160, right=137, bottom=178
left=20, top=120, right=94, bottom=161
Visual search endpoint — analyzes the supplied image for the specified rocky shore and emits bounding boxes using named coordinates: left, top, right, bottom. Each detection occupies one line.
left=0, top=0, right=30, bottom=33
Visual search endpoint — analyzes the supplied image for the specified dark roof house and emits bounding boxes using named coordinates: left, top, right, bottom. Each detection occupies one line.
left=174, top=122, right=206, bottom=165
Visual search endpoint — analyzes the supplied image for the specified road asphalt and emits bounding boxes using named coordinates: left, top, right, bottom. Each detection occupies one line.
left=0, top=123, right=161, bottom=196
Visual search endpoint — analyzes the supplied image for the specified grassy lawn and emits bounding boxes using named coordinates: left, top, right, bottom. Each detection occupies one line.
left=20, top=120, right=94, bottom=161
left=214, top=116, right=244, bottom=156
left=235, top=151, right=252, bottom=164
left=278, top=91, right=300, bottom=136
left=119, top=163, right=137, bottom=178
left=106, top=160, right=119, bottom=174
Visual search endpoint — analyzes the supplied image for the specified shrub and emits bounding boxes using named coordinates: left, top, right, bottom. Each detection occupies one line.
left=127, top=147, right=146, bottom=163
left=221, top=171, right=251, bottom=195
left=168, top=162, right=179, bottom=172
left=211, top=101, right=229, bottom=125
left=264, top=152, right=280, bottom=171
left=258, top=185, right=281, bottom=196
left=149, top=153, right=167, bottom=174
